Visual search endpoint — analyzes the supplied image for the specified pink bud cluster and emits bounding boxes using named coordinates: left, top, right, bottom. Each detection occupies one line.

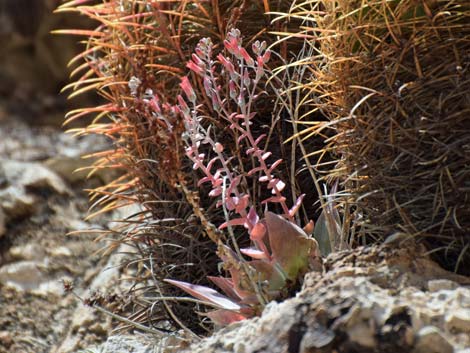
left=178, top=29, right=304, bottom=257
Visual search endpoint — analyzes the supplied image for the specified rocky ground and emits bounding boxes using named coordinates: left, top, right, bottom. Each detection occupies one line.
left=0, top=118, right=129, bottom=353
left=181, top=244, right=470, bottom=353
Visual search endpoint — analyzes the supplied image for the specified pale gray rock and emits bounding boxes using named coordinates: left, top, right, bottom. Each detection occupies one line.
left=428, top=279, right=459, bottom=292
left=0, top=159, right=71, bottom=227
left=0, top=207, right=5, bottom=237
left=48, top=245, right=73, bottom=257
left=0, top=260, right=45, bottom=291
left=413, top=326, right=453, bottom=353
left=33, top=279, right=70, bottom=297
left=82, top=333, right=190, bottom=353
left=0, top=330, right=13, bottom=349
left=9, top=243, right=45, bottom=261
left=101, top=335, right=155, bottom=353
left=445, top=309, right=470, bottom=333
left=56, top=243, right=136, bottom=353
left=1, top=159, right=69, bottom=195
left=70, top=306, right=97, bottom=333
left=0, top=254, right=70, bottom=296
left=42, top=133, right=112, bottom=183
left=0, top=185, right=36, bottom=219
left=180, top=245, right=470, bottom=353
left=43, top=156, right=91, bottom=184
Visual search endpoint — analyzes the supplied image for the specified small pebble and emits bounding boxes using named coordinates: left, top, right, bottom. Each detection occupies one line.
left=0, top=330, right=13, bottom=348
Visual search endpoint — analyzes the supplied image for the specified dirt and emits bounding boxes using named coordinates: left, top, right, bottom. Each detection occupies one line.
left=0, top=118, right=120, bottom=353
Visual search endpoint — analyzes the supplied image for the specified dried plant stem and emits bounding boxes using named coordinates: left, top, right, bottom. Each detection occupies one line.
left=68, top=290, right=166, bottom=337
left=177, top=172, right=224, bottom=245
left=148, top=254, right=201, bottom=340
left=94, top=305, right=166, bottom=336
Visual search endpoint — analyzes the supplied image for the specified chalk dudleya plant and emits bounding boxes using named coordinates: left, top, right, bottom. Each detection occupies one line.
left=160, top=29, right=321, bottom=326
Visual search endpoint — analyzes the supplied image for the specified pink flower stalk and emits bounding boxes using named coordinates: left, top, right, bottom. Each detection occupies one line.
left=164, top=29, right=321, bottom=328
left=174, top=30, right=313, bottom=278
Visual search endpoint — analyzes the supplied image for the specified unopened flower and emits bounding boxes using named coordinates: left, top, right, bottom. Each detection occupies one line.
left=180, top=76, right=196, bottom=103
left=214, top=142, right=224, bottom=153
left=187, top=60, right=204, bottom=75
left=217, top=54, right=235, bottom=75
left=239, top=47, right=254, bottom=66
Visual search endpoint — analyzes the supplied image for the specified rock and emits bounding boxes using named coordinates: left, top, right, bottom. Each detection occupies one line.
left=9, top=243, right=45, bottom=261
left=341, top=305, right=376, bottom=348
left=0, top=0, right=97, bottom=126
left=43, top=134, right=113, bottom=184
left=0, top=260, right=45, bottom=291
left=33, top=278, right=69, bottom=297
left=0, top=159, right=72, bottom=224
left=0, top=330, right=13, bottom=348
left=445, top=309, right=470, bottom=333
left=100, top=335, right=157, bottom=353
left=413, top=326, right=453, bottom=353
left=180, top=245, right=470, bottom=353
left=0, top=185, right=36, bottom=219
left=48, top=246, right=73, bottom=258
left=0, top=207, right=5, bottom=237
left=55, top=243, right=134, bottom=353
left=428, top=279, right=459, bottom=292
left=0, top=164, right=7, bottom=187
left=88, top=322, right=109, bottom=336
left=79, top=332, right=191, bottom=353
left=55, top=335, right=81, bottom=353
left=1, top=159, right=69, bottom=195
left=44, top=156, right=93, bottom=184
left=66, top=219, right=91, bottom=231
left=108, top=203, right=145, bottom=231
left=70, top=306, right=96, bottom=332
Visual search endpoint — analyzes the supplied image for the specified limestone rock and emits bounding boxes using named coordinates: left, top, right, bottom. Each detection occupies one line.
left=80, top=333, right=189, bottom=353
left=0, top=185, right=36, bottom=219
left=428, top=279, right=459, bottom=292
left=48, top=246, right=73, bottom=258
left=70, top=306, right=96, bottom=333
left=0, top=330, right=13, bottom=349
left=0, top=0, right=97, bottom=126
left=0, top=207, right=5, bottom=237
left=43, top=156, right=91, bottom=184
left=180, top=245, right=470, bottom=353
left=446, top=309, right=470, bottom=333
left=0, top=260, right=45, bottom=291
left=413, top=326, right=453, bottom=353
left=9, top=243, right=45, bottom=261
left=100, top=335, right=155, bottom=353
left=1, top=159, right=69, bottom=195
left=0, top=159, right=71, bottom=227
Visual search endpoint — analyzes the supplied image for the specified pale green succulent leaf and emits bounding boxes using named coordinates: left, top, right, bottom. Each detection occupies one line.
left=265, top=211, right=314, bottom=281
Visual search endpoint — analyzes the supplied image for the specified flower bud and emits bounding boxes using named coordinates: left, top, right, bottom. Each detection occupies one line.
left=214, top=142, right=224, bottom=153
left=229, top=81, right=237, bottom=99
left=180, top=76, right=196, bottom=103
